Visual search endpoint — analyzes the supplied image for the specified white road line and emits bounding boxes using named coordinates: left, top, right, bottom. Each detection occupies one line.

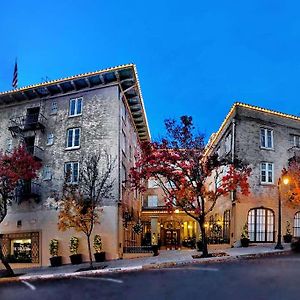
left=153, top=266, right=219, bottom=272
left=21, top=281, right=36, bottom=290
left=75, top=276, right=123, bottom=283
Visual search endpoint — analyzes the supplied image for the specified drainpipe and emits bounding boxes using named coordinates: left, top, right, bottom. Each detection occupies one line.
left=231, top=118, right=236, bottom=246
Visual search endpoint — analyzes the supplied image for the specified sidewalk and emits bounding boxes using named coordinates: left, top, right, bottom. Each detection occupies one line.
left=0, top=244, right=292, bottom=283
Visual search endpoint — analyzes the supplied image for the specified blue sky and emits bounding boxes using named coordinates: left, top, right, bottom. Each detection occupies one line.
left=1, top=1, right=300, bottom=141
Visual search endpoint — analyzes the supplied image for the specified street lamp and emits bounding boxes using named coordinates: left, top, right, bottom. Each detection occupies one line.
left=275, top=176, right=289, bottom=250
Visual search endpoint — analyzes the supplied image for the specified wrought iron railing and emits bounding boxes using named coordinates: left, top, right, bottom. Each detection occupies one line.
left=123, top=246, right=153, bottom=253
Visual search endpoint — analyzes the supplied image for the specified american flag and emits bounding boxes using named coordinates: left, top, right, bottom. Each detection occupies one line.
left=12, top=60, right=18, bottom=89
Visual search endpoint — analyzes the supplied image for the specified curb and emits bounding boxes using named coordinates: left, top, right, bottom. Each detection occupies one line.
left=0, top=249, right=292, bottom=284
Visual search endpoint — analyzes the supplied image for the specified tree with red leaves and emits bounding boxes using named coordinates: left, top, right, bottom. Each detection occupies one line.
left=0, top=145, right=41, bottom=276
left=130, top=116, right=251, bottom=257
left=282, top=157, right=300, bottom=208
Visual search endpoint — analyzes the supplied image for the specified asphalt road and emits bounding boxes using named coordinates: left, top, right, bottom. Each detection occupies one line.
left=1, top=254, right=300, bottom=300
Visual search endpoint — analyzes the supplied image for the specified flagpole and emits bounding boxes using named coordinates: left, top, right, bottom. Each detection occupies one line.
left=12, top=58, right=18, bottom=89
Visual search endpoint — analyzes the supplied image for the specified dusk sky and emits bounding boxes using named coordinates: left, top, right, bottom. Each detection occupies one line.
left=1, top=1, right=300, bottom=141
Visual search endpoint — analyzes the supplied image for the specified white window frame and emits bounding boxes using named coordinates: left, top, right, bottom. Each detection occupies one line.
left=69, top=97, right=83, bottom=117
left=43, top=165, right=52, bottom=181
left=64, top=162, right=79, bottom=184
left=260, top=162, right=274, bottom=184
left=121, top=130, right=127, bottom=155
left=6, top=138, right=13, bottom=152
left=50, top=101, right=58, bottom=115
left=46, top=133, right=54, bottom=146
left=291, top=134, right=300, bottom=148
left=147, top=195, right=158, bottom=207
left=260, top=128, right=274, bottom=149
left=66, top=128, right=81, bottom=149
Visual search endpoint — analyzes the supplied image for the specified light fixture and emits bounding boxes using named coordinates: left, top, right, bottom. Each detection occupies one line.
left=283, top=177, right=289, bottom=185
left=175, top=209, right=179, bottom=214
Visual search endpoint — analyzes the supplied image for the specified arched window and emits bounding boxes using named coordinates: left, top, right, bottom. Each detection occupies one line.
left=248, top=208, right=274, bottom=242
left=294, top=212, right=300, bottom=237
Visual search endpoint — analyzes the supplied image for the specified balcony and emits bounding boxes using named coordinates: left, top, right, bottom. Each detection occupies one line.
left=8, top=111, right=47, bottom=136
left=23, top=112, right=47, bottom=132
left=15, top=181, right=41, bottom=204
left=142, top=205, right=168, bottom=211
left=26, top=145, right=44, bottom=161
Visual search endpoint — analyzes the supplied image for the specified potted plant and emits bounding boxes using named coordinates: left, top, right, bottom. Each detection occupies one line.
left=69, top=236, right=82, bottom=264
left=49, top=239, right=62, bottom=267
left=283, top=221, right=293, bottom=243
left=93, top=234, right=105, bottom=262
left=240, top=223, right=250, bottom=247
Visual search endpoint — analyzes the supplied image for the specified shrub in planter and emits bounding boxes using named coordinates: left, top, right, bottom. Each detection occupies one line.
left=283, top=221, right=293, bottom=243
left=69, top=236, right=82, bottom=265
left=291, top=237, right=300, bottom=253
left=240, top=223, right=250, bottom=247
left=93, top=234, right=105, bottom=262
left=152, top=245, right=159, bottom=256
left=49, top=239, right=62, bottom=267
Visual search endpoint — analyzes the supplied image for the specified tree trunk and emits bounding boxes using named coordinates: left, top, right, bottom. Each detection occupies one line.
left=198, top=217, right=209, bottom=257
left=0, top=240, right=14, bottom=276
left=87, top=235, right=93, bottom=268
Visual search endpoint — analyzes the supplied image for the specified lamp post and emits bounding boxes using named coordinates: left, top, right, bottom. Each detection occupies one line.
left=275, top=177, right=289, bottom=250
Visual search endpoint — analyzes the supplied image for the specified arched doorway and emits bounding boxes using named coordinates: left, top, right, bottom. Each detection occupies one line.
left=294, top=212, right=300, bottom=237
left=248, top=208, right=275, bottom=242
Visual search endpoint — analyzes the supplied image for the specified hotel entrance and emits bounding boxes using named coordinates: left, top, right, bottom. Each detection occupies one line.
left=164, top=229, right=180, bottom=249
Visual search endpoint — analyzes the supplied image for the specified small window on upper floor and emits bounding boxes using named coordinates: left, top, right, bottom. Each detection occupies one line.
left=6, top=138, right=13, bottom=153
left=260, top=128, right=273, bottom=149
left=147, top=195, right=158, bottom=207
left=50, top=101, right=58, bottom=115
left=291, top=134, right=300, bottom=148
left=47, top=133, right=54, bottom=146
left=148, top=179, right=159, bottom=189
left=69, top=97, right=82, bottom=117
left=224, top=133, right=232, bottom=154
left=43, top=165, right=52, bottom=181
left=121, top=100, right=126, bottom=124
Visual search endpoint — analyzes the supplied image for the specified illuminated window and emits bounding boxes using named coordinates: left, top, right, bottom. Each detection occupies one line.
left=248, top=208, right=274, bottom=242
left=294, top=212, right=300, bottom=237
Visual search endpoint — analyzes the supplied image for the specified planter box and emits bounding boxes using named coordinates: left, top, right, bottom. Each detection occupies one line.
left=70, top=254, right=82, bottom=265
left=50, top=256, right=62, bottom=267
left=94, top=252, right=105, bottom=262
left=241, top=238, right=249, bottom=247
left=283, top=234, right=292, bottom=243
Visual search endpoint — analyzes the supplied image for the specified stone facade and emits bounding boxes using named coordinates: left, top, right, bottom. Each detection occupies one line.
left=0, top=64, right=149, bottom=266
left=208, top=103, right=300, bottom=246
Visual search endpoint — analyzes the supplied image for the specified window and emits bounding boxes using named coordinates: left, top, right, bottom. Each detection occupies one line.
left=121, top=163, right=127, bottom=186
left=43, top=165, right=52, bottom=181
left=121, top=100, right=126, bottom=123
left=147, top=195, right=158, bottom=207
left=121, top=130, right=127, bottom=155
left=64, top=162, right=79, bottom=183
left=224, top=133, right=231, bottom=154
left=66, top=128, right=80, bottom=149
left=148, top=179, right=159, bottom=188
left=260, top=128, right=273, bottom=149
left=248, top=208, right=274, bottom=242
left=47, top=133, right=54, bottom=146
left=69, top=97, right=82, bottom=116
left=50, top=101, right=58, bottom=115
left=294, top=212, right=300, bottom=237
left=291, top=134, right=300, bottom=148
left=223, top=210, right=231, bottom=242
left=6, top=138, right=13, bottom=152
left=260, top=162, right=274, bottom=184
